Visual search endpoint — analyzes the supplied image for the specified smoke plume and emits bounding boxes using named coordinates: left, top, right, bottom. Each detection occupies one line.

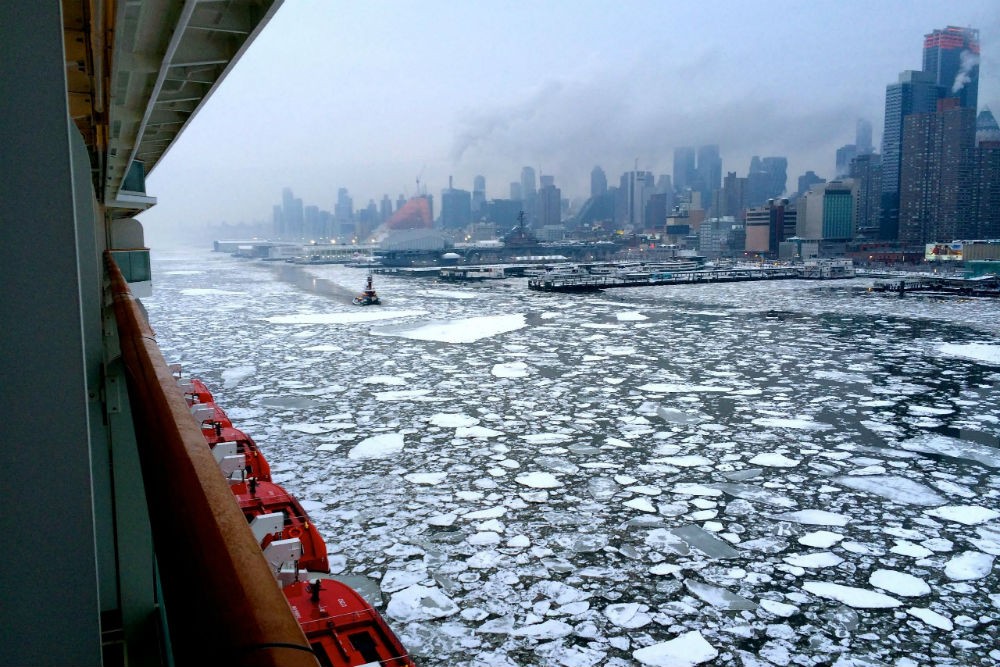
left=952, top=49, right=981, bottom=93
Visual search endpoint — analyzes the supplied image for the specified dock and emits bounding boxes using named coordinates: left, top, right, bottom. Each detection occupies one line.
left=871, top=275, right=1000, bottom=297
left=527, top=265, right=853, bottom=293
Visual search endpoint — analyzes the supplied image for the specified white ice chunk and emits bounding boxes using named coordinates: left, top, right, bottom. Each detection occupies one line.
left=386, top=584, right=459, bottom=621
left=456, top=425, right=503, bottom=438
left=511, top=619, right=573, bottom=639
left=429, top=413, right=479, bottom=428
left=515, top=472, right=561, bottom=488
left=427, top=513, right=456, bottom=527
left=759, top=599, right=799, bottom=617
left=925, top=504, right=1000, bottom=525
left=625, top=498, right=657, bottom=513
left=868, top=570, right=931, bottom=597
left=798, top=531, right=844, bottom=548
left=462, top=506, right=506, bottom=520
left=659, top=455, right=713, bottom=467
left=944, top=551, right=995, bottom=581
left=221, top=365, right=255, bottom=388
left=774, top=510, right=850, bottom=526
left=507, top=534, right=530, bottom=548
left=380, top=570, right=425, bottom=593
left=672, top=483, right=723, bottom=497
left=404, top=472, right=448, bottom=485
left=266, top=310, right=427, bottom=325
left=749, top=453, right=800, bottom=467
left=906, top=606, right=954, bottom=631
left=347, top=432, right=404, bottom=459
left=491, top=361, right=530, bottom=378
left=633, top=631, right=718, bottom=666
left=639, top=383, right=732, bottom=394
left=751, top=417, right=831, bottom=430
left=604, top=603, right=652, bottom=628
left=371, top=313, right=527, bottom=343
left=834, top=475, right=946, bottom=506
left=937, top=342, right=1000, bottom=365
left=898, top=433, right=1000, bottom=469
left=802, top=582, right=902, bottom=608
left=782, top=552, right=843, bottom=568
left=520, top=433, right=571, bottom=444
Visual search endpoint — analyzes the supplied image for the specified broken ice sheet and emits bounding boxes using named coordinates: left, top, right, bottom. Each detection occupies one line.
left=633, top=630, right=718, bottom=667
left=645, top=524, right=740, bottom=559
left=802, top=582, right=902, bottom=609
left=833, top=475, right=946, bottom=506
left=684, top=579, right=757, bottom=610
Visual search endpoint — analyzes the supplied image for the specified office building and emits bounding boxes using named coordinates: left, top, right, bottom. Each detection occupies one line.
left=441, top=176, right=473, bottom=230
left=923, top=26, right=980, bottom=110
left=796, top=171, right=825, bottom=198
left=472, top=175, right=486, bottom=215
left=880, top=70, right=944, bottom=240
left=899, top=101, right=976, bottom=245
left=673, top=147, right=696, bottom=193
left=849, top=153, right=882, bottom=237
left=856, top=118, right=874, bottom=154
left=696, top=145, right=722, bottom=208
left=591, top=166, right=608, bottom=197
left=972, top=141, right=1000, bottom=238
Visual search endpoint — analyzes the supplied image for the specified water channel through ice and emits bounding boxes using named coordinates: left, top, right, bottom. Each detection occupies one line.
left=147, top=249, right=1000, bottom=666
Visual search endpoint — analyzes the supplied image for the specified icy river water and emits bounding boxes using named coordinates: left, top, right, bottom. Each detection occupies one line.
left=145, top=248, right=1000, bottom=667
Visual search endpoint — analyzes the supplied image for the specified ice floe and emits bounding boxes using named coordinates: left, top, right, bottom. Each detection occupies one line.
left=371, top=313, right=526, bottom=343
left=386, top=585, right=459, bottom=622
left=938, top=342, right=1000, bottom=365
left=924, top=504, right=1000, bottom=525
left=347, top=432, right=404, bottom=459
left=633, top=631, right=718, bottom=666
left=834, top=475, right=946, bottom=506
left=802, top=582, right=902, bottom=608
left=944, top=551, right=995, bottom=580
left=266, top=310, right=426, bottom=324
left=868, top=569, right=930, bottom=597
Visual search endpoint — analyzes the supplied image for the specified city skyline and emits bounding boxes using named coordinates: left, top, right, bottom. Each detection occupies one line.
left=139, top=1, right=999, bottom=245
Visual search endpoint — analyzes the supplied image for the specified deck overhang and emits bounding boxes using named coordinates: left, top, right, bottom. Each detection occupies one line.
left=62, top=0, right=282, bottom=218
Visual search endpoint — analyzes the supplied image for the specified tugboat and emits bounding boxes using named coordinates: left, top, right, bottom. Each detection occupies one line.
left=353, top=272, right=381, bottom=306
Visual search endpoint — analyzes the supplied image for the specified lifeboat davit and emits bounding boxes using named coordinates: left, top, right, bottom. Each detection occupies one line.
left=179, top=377, right=214, bottom=405
left=231, top=479, right=329, bottom=574
left=201, top=422, right=272, bottom=481
left=284, top=579, right=416, bottom=666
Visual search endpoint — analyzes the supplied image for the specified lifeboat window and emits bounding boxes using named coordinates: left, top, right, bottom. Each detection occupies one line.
left=311, top=642, right=335, bottom=667
left=348, top=632, right=381, bottom=663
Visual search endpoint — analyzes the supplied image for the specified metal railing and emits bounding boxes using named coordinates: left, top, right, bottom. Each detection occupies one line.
left=105, top=251, right=319, bottom=667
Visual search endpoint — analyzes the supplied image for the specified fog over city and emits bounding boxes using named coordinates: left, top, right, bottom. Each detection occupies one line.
left=139, top=0, right=999, bottom=246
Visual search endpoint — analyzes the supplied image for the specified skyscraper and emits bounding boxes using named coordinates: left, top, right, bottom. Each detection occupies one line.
left=849, top=153, right=882, bottom=237
left=673, top=147, right=696, bottom=193
left=923, top=26, right=980, bottom=110
left=472, top=175, right=486, bottom=215
left=856, top=118, right=874, bottom=155
left=441, top=176, right=472, bottom=230
left=696, top=145, right=722, bottom=209
left=880, top=70, right=944, bottom=240
left=591, top=166, right=608, bottom=198
left=899, top=100, right=976, bottom=245
left=520, top=167, right=537, bottom=199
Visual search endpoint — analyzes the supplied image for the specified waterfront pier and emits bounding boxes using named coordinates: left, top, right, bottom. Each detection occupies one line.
left=527, top=265, right=849, bottom=293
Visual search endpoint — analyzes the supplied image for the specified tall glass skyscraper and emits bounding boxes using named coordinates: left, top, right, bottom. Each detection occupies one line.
left=879, top=70, right=943, bottom=240
left=923, top=26, right=980, bottom=110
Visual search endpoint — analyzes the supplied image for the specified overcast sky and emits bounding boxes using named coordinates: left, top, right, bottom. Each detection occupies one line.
left=139, top=0, right=999, bottom=241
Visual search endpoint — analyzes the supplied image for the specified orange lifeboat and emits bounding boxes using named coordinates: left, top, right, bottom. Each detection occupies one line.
left=284, top=579, right=416, bottom=666
left=231, top=479, right=329, bottom=574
